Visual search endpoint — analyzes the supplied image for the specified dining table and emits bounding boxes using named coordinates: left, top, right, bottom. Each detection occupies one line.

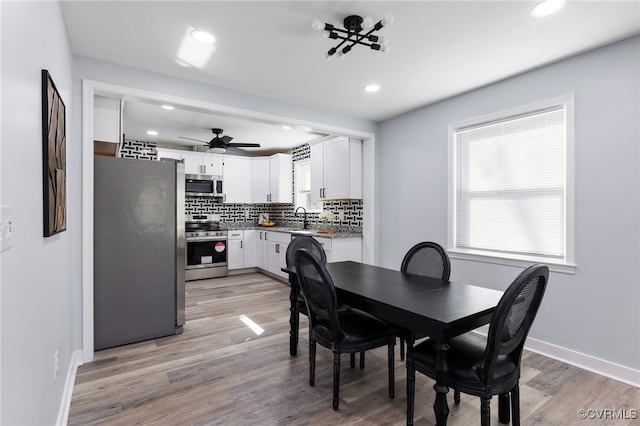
left=282, top=260, right=504, bottom=426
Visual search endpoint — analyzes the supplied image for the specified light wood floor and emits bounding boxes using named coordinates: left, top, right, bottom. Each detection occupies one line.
left=68, top=273, right=639, bottom=425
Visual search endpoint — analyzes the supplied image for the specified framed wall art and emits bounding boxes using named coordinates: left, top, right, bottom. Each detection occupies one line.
left=41, top=69, right=67, bottom=237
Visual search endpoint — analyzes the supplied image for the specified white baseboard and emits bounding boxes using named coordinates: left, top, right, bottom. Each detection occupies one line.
left=56, top=350, right=83, bottom=426
left=523, top=337, right=640, bottom=388
left=471, top=328, right=639, bottom=388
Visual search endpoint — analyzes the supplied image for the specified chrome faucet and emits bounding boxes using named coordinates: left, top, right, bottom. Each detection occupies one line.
left=294, top=206, right=309, bottom=229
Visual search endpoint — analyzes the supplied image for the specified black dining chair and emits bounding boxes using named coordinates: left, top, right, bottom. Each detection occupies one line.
left=398, top=241, right=451, bottom=360
left=286, top=236, right=362, bottom=366
left=294, top=248, right=397, bottom=410
left=406, top=264, right=549, bottom=426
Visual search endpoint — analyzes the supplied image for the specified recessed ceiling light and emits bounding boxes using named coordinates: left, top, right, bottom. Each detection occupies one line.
left=282, top=125, right=292, bottom=130
left=364, top=84, right=381, bottom=93
left=147, top=130, right=158, bottom=136
left=190, top=29, right=215, bottom=44
left=531, top=0, right=566, bottom=18
left=161, top=105, right=175, bottom=110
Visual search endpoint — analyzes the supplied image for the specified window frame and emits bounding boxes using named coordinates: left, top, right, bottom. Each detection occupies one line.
left=447, top=95, right=576, bottom=274
left=294, top=159, right=322, bottom=213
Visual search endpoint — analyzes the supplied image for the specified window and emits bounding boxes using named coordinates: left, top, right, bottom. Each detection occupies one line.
left=448, top=96, right=575, bottom=272
left=295, top=160, right=322, bottom=212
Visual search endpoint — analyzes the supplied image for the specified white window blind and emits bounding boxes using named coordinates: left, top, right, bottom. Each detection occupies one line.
left=453, top=105, right=567, bottom=262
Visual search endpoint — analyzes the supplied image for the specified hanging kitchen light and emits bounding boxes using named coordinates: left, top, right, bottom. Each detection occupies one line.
left=311, top=13, right=394, bottom=60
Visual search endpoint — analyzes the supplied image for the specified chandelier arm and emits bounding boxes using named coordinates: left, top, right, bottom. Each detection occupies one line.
left=331, top=34, right=377, bottom=48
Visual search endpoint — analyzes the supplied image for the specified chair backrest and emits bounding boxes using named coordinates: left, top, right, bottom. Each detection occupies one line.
left=400, top=241, right=451, bottom=281
left=286, top=236, right=327, bottom=267
left=481, top=264, right=549, bottom=384
left=293, top=249, right=343, bottom=344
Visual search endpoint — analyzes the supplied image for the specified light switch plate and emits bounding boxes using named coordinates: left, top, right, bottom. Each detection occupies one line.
left=0, top=205, right=14, bottom=253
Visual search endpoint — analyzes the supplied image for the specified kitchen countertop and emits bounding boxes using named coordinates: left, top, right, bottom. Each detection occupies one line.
left=226, top=222, right=362, bottom=239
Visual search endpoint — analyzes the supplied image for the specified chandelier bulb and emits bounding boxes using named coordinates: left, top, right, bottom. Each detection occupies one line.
left=362, top=16, right=374, bottom=30
left=311, top=19, right=324, bottom=31
left=318, top=30, right=330, bottom=38
left=382, top=12, right=395, bottom=26
left=380, top=45, right=390, bottom=54
left=378, top=36, right=388, bottom=45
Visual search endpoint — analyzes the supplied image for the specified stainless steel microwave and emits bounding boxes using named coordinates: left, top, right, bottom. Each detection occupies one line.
left=185, top=174, right=223, bottom=197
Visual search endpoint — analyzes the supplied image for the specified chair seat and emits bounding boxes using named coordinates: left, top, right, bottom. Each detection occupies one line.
left=410, top=333, right=518, bottom=395
left=314, top=307, right=396, bottom=353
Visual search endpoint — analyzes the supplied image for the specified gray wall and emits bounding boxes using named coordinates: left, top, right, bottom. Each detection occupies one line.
left=376, top=35, right=640, bottom=370
left=0, top=1, right=78, bottom=424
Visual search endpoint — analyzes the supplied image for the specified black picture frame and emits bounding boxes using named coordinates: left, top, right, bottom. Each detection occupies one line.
left=42, top=69, right=67, bottom=237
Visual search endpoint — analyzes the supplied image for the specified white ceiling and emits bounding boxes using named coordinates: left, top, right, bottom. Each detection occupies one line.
left=61, top=1, right=640, bottom=152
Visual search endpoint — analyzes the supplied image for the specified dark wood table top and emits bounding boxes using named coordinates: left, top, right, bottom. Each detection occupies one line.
left=284, top=261, right=504, bottom=342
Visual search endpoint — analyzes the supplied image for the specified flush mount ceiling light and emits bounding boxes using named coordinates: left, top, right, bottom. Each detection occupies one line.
left=364, top=84, right=381, bottom=93
left=190, top=29, right=215, bottom=44
left=312, top=13, right=394, bottom=59
left=146, top=130, right=158, bottom=136
left=531, top=0, right=566, bottom=17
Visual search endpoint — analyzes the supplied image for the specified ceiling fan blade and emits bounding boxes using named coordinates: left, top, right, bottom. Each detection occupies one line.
left=220, top=135, right=233, bottom=143
left=179, top=136, right=209, bottom=144
left=226, top=142, right=261, bottom=148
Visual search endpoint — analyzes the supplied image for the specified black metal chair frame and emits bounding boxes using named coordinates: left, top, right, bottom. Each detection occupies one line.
left=406, top=264, right=549, bottom=426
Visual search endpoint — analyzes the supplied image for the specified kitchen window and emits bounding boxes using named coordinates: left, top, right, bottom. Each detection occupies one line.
left=295, top=160, right=322, bottom=212
left=448, top=95, right=575, bottom=273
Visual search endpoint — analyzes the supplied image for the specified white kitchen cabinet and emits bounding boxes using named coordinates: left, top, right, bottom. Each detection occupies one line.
left=156, top=147, right=183, bottom=161
left=313, top=236, right=362, bottom=263
left=183, top=151, right=223, bottom=176
left=262, top=231, right=290, bottom=279
left=94, top=95, right=122, bottom=144
left=223, top=155, right=252, bottom=203
left=243, top=230, right=258, bottom=267
left=228, top=229, right=258, bottom=270
left=310, top=136, right=362, bottom=201
left=251, top=154, right=293, bottom=203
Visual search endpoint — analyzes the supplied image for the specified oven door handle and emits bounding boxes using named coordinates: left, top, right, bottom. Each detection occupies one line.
left=186, top=236, right=228, bottom=242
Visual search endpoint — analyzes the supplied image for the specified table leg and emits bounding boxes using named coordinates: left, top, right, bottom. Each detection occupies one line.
left=288, top=275, right=299, bottom=356
left=433, top=342, right=450, bottom=426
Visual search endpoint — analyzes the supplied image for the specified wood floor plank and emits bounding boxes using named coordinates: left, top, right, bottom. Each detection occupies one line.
left=68, top=272, right=639, bottom=425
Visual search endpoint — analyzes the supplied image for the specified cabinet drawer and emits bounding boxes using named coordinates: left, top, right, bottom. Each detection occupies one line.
left=228, top=230, right=243, bottom=240
left=314, top=237, right=332, bottom=252
left=264, top=231, right=291, bottom=244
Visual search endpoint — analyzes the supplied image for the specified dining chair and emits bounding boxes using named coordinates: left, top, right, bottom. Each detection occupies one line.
left=294, top=248, right=397, bottom=410
left=398, top=241, right=451, bottom=360
left=406, top=264, right=549, bottom=426
left=286, top=236, right=362, bottom=366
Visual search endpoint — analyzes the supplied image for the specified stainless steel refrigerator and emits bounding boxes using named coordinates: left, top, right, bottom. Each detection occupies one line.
left=94, top=156, right=185, bottom=350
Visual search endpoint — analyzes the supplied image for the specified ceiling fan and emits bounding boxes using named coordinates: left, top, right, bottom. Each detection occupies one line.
left=179, top=128, right=261, bottom=152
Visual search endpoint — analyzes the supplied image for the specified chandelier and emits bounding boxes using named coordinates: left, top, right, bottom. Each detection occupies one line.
left=311, top=13, right=394, bottom=59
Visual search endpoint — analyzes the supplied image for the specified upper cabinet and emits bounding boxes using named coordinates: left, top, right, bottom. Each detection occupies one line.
left=182, top=151, right=223, bottom=176
left=311, top=136, right=362, bottom=201
left=251, top=153, right=293, bottom=203
left=223, top=155, right=252, bottom=203
left=94, top=96, right=122, bottom=144
left=156, top=147, right=182, bottom=161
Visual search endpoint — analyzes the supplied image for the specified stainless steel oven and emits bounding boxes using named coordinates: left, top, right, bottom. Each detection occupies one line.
left=185, top=214, right=228, bottom=281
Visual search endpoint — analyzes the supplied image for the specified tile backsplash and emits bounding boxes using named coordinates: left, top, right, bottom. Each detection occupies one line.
left=185, top=198, right=363, bottom=231
left=120, top=139, right=363, bottom=231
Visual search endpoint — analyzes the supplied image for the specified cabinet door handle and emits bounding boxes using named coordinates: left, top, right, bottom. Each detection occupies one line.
left=240, top=241, right=243, bottom=249
left=276, top=243, right=280, bottom=254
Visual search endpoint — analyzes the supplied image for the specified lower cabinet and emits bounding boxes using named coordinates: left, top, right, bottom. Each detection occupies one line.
left=228, top=230, right=258, bottom=270
left=264, top=231, right=290, bottom=279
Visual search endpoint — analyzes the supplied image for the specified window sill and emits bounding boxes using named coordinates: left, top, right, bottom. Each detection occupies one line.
left=448, top=250, right=576, bottom=274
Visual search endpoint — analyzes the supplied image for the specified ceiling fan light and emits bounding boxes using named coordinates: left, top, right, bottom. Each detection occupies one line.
left=208, top=147, right=226, bottom=154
